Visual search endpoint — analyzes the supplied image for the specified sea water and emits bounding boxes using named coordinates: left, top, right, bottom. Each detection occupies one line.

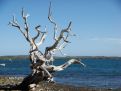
left=0, top=58, right=121, bottom=88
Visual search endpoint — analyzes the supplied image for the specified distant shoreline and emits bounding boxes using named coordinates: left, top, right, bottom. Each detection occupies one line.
left=0, top=55, right=121, bottom=60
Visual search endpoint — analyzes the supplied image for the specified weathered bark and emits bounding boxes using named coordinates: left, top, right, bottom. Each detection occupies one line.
left=9, top=3, right=85, bottom=90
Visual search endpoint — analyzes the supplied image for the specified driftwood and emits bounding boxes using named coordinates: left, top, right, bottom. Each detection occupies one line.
left=9, top=2, right=85, bottom=90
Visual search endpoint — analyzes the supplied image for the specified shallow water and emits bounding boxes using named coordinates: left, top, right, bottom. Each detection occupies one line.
left=0, top=58, right=121, bottom=88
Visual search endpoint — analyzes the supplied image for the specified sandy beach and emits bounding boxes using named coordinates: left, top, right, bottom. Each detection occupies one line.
left=0, top=76, right=120, bottom=91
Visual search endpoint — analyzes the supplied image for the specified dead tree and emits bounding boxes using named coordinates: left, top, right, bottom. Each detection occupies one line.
left=9, top=2, right=85, bottom=90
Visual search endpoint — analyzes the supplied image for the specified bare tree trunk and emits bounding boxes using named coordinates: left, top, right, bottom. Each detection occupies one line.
left=9, top=2, right=85, bottom=90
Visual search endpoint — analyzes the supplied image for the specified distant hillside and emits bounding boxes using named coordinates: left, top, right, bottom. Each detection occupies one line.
left=0, top=55, right=29, bottom=60
left=65, top=56, right=121, bottom=60
left=0, top=55, right=121, bottom=60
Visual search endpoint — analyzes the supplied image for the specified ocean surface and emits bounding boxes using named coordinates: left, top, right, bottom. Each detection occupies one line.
left=0, top=58, right=121, bottom=89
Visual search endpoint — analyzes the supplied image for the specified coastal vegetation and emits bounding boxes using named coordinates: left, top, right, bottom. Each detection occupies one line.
left=0, top=55, right=28, bottom=60
left=0, top=55, right=121, bottom=61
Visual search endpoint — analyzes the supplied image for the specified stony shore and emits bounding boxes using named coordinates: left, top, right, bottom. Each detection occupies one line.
left=0, top=76, right=120, bottom=91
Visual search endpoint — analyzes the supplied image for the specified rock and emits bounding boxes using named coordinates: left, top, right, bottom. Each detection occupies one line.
left=29, top=84, right=36, bottom=90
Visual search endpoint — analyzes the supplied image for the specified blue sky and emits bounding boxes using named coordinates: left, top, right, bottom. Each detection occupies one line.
left=0, top=0, right=121, bottom=56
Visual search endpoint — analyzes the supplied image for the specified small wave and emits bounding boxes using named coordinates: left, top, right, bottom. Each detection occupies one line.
left=0, top=63, right=5, bottom=67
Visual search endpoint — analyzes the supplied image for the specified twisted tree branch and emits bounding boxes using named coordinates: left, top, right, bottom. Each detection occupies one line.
left=36, top=26, right=47, bottom=47
left=48, top=2, right=58, bottom=40
left=33, top=25, right=41, bottom=41
left=45, top=21, right=72, bottom=56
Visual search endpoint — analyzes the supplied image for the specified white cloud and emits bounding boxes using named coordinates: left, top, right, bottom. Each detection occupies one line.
left=90, top=37, right=121, bottom=42
left=89, top=37, right=121, bottom=45
left=90, top=38, right=100, bottom=40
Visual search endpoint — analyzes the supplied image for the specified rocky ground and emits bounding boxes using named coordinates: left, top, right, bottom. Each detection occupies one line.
left=0, top=76, right=120, bottom=91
